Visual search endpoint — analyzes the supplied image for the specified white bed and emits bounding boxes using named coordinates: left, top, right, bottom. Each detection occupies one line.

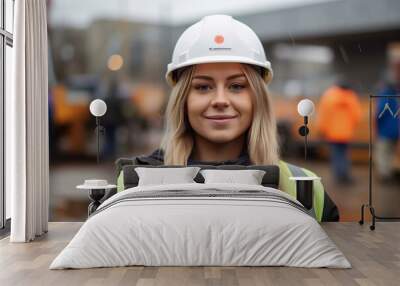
left=49, top=183, right=351, bottom=269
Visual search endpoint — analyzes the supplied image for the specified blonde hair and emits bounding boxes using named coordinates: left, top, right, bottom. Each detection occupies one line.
left=159, top=64, right=280, bottom=165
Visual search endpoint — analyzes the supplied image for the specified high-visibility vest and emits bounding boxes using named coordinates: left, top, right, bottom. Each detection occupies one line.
left=278, top=160, right=339, bottom=222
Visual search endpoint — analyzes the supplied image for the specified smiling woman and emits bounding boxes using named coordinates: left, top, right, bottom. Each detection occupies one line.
left=115, top=14, right=340, bottom=223
left=159, top=14, right=278, bottom=166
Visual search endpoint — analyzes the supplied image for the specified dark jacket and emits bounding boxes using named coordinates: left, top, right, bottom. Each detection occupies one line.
left=138, top=147, right=252, bottom=166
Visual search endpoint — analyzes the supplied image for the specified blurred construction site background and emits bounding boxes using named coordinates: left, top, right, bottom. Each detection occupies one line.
left=45, top=0, right=400, bottom=222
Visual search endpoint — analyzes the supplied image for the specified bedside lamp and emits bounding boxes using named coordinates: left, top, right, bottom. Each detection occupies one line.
left=89, top=99, right=107, bottom=163
left=297, top=99, right=315, bottom=161
left=290, top=98, right=320, bottom=213
left=77, top=99, right=116, bottom=217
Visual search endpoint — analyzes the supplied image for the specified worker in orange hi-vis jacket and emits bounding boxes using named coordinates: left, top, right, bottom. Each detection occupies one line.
left=316, top=81, right=363, bottom=185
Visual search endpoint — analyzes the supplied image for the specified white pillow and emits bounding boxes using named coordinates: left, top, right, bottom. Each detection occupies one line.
left=135, top=167, right=201, bottom=186
left=200, top=169, right=266, bottom=185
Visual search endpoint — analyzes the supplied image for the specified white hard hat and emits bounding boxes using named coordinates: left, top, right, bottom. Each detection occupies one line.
left=165, top=14, right=273, bottom=86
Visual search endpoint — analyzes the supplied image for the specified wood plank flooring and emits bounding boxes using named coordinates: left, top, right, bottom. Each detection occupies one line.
left=0, top=222, right=399, bottom=286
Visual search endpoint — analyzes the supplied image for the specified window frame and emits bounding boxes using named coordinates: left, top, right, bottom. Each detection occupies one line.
left=0, top=0, right=14, bottom=234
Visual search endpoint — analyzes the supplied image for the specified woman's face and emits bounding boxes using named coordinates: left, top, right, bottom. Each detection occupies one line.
left=186, top=63, right=254, bottom=144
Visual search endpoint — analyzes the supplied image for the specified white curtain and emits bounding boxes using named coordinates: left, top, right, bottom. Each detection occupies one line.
left=6, top=0, right=49, bottom=242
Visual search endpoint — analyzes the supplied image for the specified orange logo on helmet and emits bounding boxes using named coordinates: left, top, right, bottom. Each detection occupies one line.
left=214, top=35, right=224, bottom=44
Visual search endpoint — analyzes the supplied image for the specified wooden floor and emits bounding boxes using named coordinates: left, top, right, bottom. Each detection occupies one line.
left=0, top=222, right=399, bottom=286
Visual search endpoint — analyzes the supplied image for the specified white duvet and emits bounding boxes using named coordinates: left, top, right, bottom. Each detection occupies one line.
left=49, top=183, right=351, bottom=269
